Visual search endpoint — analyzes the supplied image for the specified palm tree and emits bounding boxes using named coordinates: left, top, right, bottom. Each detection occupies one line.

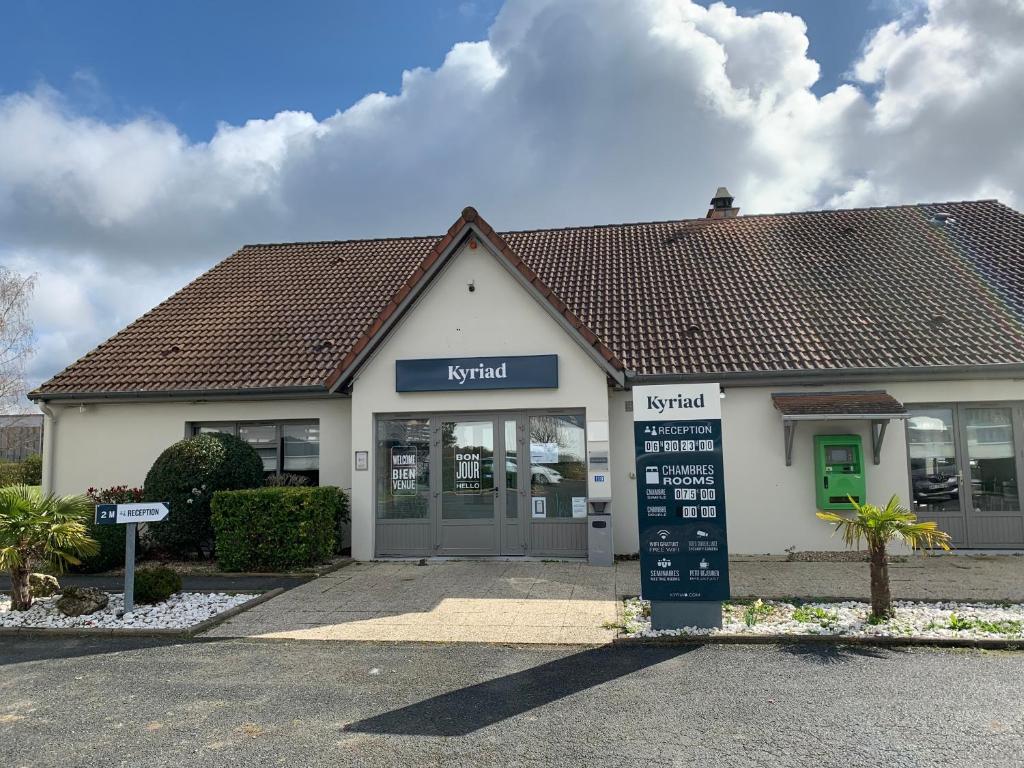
left=817, top=495, right=951, bottom=620
left=0, top=485, right=98, bottom=610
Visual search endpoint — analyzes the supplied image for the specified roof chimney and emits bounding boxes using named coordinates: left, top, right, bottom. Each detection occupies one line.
left=706, top=186, right=739, bottom=219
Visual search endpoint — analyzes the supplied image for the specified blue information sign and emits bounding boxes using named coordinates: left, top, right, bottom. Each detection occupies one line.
left=396, top=354, right=558, bottom=392
left=633, top=383, right=730, bottom=603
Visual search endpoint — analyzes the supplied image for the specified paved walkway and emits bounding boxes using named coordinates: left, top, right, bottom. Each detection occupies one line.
left=204, top=554, right=1024, bottom=644
left=205, top=560, right=623, bottom=644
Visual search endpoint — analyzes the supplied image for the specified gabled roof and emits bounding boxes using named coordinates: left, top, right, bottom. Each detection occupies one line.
left=324, top=207, right=626, bottom=391
left=31, top=199, right=1024, bottom=400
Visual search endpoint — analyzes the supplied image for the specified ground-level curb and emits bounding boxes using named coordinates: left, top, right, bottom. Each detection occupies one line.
left=612, top=633, right=1024, bottom=651
left=0, top=588, right=285, bottom=640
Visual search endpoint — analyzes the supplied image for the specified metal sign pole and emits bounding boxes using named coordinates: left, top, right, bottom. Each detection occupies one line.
left=124, top=522, right=137, bottom=614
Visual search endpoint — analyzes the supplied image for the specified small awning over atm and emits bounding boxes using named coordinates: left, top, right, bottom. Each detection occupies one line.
left=771, top=390, right=909, bottom=466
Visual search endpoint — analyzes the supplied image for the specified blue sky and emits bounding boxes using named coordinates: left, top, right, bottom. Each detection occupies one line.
left=1, top=0, right=1020, bottom=398
left=2, top=0, right=894, bottom=142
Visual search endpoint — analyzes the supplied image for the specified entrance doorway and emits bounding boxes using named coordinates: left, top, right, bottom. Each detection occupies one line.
left=375, top=411, right=589, bottom=557
left=907, top=403, right=1024, bottom=548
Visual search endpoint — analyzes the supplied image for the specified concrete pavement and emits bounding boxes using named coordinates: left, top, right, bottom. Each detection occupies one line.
left=204, top=554, right=1024, bottom=644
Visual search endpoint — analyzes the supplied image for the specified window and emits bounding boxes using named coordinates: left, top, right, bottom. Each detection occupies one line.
left=376, top=418, right=430, bottom=520
left=190, top=421, right=320, bottom=484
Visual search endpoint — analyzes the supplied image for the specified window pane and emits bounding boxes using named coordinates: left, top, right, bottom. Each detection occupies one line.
left=528, top=414, right=587, bottom=519
left=505, top=420, right=519, bottom=520
left=441, top=420, right=495, bottom=520
left=194, top=424, right=235, bottom=436
left=965, top=407, right=1019, bottom=512
left=283, top=424, right=319, bottom=471
left=907, top=409, right=961, bottom=514
left=376, top=418, right=430, bottom=520
left=238, top=424, right=278, bottom=472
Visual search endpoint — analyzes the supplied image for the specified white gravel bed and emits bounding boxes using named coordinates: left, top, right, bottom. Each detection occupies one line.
left=622, top=597, right=1024, bottom=641
left=0, top=591, right=257, bottom=630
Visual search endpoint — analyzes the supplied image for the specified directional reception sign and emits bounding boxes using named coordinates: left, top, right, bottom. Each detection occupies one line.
left=95, top=502, right=170, bottom=525
left=633, top=383, right=730, bottom=629
left=94, top=501, right=170, bottom=614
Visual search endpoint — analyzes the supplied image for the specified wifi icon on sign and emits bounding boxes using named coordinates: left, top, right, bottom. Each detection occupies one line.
left=657, top=530, right=670, bottom=540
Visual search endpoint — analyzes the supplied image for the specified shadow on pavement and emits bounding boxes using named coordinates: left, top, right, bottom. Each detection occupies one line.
left=778, top=643, right=894, bottom=664
left=345, top=644, right=695, bottom=737
left=0, top=635, right=210, bottom=666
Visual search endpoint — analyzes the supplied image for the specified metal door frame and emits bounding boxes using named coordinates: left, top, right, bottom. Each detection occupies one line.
left=905, top=401, right=1024, bottom=548
left=955, top=401, right=1024, bottom=548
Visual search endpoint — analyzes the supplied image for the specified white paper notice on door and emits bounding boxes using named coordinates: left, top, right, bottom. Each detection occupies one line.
left=572, top=497, right=587, bottom=518
left=532, top=497, right=547, bottom=518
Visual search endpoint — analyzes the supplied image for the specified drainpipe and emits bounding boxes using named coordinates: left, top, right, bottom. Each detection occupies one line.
left=39, top=402, right=57, bottom=495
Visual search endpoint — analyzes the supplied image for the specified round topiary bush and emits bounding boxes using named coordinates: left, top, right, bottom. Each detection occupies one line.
left=143, top=433, right=264, bottom=558
left=133, top=566, right=182, bottom=604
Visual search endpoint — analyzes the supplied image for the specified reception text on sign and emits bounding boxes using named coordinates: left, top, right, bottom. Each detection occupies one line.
left=633, top=383, right=730, bottom=603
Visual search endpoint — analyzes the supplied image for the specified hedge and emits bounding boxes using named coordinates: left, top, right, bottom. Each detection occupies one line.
left=211, top=486, right=348, bottom=572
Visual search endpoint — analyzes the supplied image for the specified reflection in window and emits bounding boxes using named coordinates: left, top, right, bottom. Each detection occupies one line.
left=191, top=421, right=320, bottom=484
left=965, top=408, right=1019, bottom=513
left=907, top=409, right=961, bottom=514
left=528, top=414, right=587, bottom=519
left=376, top=418, right=430, bottom=520
left=239, top=424, right=278, bottom=472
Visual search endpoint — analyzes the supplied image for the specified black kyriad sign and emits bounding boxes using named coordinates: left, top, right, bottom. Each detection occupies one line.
left=633, top=383, right=730, bottom=603
left=395, top=355, right=558, bottom=392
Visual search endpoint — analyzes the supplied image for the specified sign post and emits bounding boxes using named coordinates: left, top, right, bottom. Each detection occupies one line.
left=632, top=383, right=730, bottom=629
left=95, top=502, right=170, bottom=614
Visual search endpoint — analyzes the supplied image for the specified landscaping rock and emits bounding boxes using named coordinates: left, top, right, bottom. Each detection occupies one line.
left=29, top=573, right=60, bottom=598
left=56, top=586, right=109, bottom=617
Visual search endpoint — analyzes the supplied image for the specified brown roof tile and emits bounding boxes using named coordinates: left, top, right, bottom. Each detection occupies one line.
left=772, top=391, right=907, bottom=417
left=32, top=199, right=1024, bottom=398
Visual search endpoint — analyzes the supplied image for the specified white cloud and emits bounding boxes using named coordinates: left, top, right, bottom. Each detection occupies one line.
left=0, top=0, right=1021, bottom=400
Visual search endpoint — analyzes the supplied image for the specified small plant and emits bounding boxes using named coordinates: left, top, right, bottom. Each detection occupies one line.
left=0, top=486, right=98, bottom=610
left=817, top=495, right=951, bottom=620
left=792, top=605, right=839, bottom=627
left=133, top=566, right=182, bottom=604
left=744, top=599, right=773, bottom=627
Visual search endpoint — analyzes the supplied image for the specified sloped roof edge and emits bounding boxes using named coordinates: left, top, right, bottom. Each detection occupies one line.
left=324, top=206, right=626, bottom=391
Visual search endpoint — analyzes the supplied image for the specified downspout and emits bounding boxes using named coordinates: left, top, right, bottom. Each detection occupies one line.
left=39, top=403, right=57, bottom=494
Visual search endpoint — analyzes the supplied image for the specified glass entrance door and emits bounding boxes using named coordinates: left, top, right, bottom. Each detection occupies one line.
left=907, top=408, right=967, bottom=545
left=907, top=403, right=1024, bottom=549
left=961, top=406, right=1023, bottom=548
left=437, top=418, right=500, bottom=555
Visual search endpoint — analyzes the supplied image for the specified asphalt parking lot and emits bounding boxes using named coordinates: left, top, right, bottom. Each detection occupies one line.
left=2, top=636, right=1022, bottom=767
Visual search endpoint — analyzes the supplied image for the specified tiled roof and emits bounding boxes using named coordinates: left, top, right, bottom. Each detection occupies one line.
left=32, top=199, right=1024, bottom=398
left=771, top=391, right=907, bottom=417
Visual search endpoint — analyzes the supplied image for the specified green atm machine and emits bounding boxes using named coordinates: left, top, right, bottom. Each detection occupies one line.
left=814, top=435, right=865, bottom=509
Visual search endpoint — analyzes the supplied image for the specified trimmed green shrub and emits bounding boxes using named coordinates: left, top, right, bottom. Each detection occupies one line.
left=0, top=461, right=22, bottom=487
left=20, top=453, right=42, bottom=486
left=212, top=486, right=345, bottom=572
left=134, top=566, right=182, bottom=604
left=144, top=433, right=264, bottom=559
left=72, top=486, right=145, bottom=573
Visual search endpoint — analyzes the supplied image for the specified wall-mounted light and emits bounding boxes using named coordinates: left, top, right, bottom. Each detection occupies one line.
left=467, top=280, right=476, bottom=293
left=78, top=404, right=88, bottom=414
